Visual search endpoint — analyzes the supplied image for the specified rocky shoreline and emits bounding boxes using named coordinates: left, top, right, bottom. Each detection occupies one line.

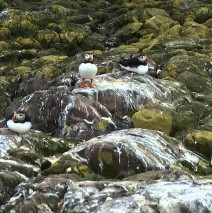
left=0, top=0, right=211, bottom=212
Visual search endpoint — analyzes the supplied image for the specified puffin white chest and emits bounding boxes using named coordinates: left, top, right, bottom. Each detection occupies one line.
left=79, top=63, right=97, bottom=79
left=120, top=64, right=149, bottom=74
left=7, top=120, right=32, bottom=134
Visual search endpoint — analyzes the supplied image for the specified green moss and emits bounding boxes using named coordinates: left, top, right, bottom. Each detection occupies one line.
left=13, top=66, right=32, bottom=75
left=185, top=130, right=212, bottom=146
left=37, top=30, right=60, bottom=47
left=16, top=37, right=41, bottom=49
left=182, top=21, right=209, bottom=38
left=100, top=151, right=113, bottom=165
left=132, top=109, right=173, bottom=135
left=0, top=41, right=9, bottom=50
left=0, top=171, right=25, bottom=189
left=0, top=27, right=10, bottom=39
left=173, top=111, right=198, bottom=131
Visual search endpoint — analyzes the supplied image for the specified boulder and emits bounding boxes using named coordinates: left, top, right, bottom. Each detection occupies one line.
left=184, top=130, right=212, bottom=160
left=58, top=129, right=211, bottom=179
left=131, top=109, right=173, bottom=135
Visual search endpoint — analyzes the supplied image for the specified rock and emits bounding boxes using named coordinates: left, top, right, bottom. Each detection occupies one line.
left=0, top=170, right=27, bottom=205
left=3, top=178, right=212, bottom=213
left=131, top=108, right=173, bottom=135
left=8, top=87, right=111, bottom=137
left=199, top=115, right=212, bottom=131
left=184, top=130, right=212, bottom=160
left=143, top=15, right=177, bottom=34
left=123, top=168, right=193, bottom=182
left=177, top=71, right=212, bottom=94
left=109, top=22, right=143, bottom=45
left=182, top=21, right=209, bottom=38
left=162, top=55, right=211, bottom=79
left=61, top=129, right=210, bottom=179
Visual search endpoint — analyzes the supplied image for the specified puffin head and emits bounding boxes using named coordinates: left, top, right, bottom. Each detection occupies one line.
left=138, top=55, right=150, bottom=63
left=12, top=111, right=30, bottom=123
left=84, top=53, right=94, bottom=62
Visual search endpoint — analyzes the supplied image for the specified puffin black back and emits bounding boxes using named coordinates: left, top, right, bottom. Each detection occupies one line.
left=24, top=113, right=31, bottom=122
left=119, top=56, right=147, bottom=67
left=6, top=111, right=15, bottom=121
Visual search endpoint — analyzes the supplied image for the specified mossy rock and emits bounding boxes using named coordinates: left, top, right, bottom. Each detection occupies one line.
left=19, top=49, right=39, bottom=60
left=0, top=170, right=26, bottom=204
left=0, top=50, right=20, bottom=66
left=40, top=55, right=68, bottom=65
left=142, top=8, right=170, bottom=20
left=37, top=30, right=60, bottom=47
left=0, top=76, right=13, bottom=116
left=12, top=65, right=32, bottom=75
left=38, top=55, right=68, bottom=78
left=131, top=109, right=173, bottom=135
left=154, top=36, right=201, bottom=51
left=51, top=4, right=72, bottom=16
left=5, top=19, right=36, bottom=37
left=172, top=0, right=199, bottom=9
left=110, top=22, right=143, bottom=43
left=0, top=27, right=11, bottom=39
left=184, top=130, right=212, bottom=160
left=41, top=153, right=91, bottom=177
left=22, top=130, right=72, bottom=157
left=8, top=149, right=42, bottom=165
left=177, top=71, right=212, bottom=94
left=0, top=41, right=10, bottom=50
left=182, top=21, right=209, bottom=38
left=16, top=37, right=41, bottom=49
left=143, top=15, right=177, bottom=32
left=173, top=110, right=199, bottom=132
left=162, top=55, right=210, bottom=79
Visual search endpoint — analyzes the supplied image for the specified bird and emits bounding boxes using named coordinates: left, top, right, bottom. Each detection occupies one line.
left=118, top=54, right=151, bottom=75
left=78, top=53, right=97, bottom=88
left=6, top=111, right=32, bottom=134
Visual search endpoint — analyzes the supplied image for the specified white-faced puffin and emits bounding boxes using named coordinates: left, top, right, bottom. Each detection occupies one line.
left=119, top=54, right=151, bottom=75
left=6, top=111, right=32, bottom=134
left=79, top=53, right=97, bottom=88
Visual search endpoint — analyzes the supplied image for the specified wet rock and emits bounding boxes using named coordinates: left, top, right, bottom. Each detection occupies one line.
left=60, top=128, right=210, bottom=178
left=0, top=128, right=71, bottom=171
left=8, top=87, right=111, bottom=137
left=72, top=74, right=189, bottom=116
left=124, top=167, right=193, bottom=182
left=3, top=178, right=212, bottom=213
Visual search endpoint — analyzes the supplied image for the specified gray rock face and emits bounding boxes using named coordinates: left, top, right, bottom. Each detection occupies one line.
left=2, top=178, right=212, bottom=213
left=9, top=73, right=192, bottom=139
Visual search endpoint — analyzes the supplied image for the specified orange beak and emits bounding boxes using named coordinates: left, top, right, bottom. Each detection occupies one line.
left=146, top=57, right=151, bottom=62
left=12, top=115, right=16, bottom=121
left=88, top=55, right=93, bottom=61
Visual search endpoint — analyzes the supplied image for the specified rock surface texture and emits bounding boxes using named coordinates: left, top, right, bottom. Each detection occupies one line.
left=0, top=0, right=212, bottom=212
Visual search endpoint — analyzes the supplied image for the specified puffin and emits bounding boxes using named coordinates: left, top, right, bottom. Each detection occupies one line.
left=6, top=111, right=32, bottom=134
left=79, top=53, right=97, bottom=88
left=118, top=54, right=151, bottom=74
